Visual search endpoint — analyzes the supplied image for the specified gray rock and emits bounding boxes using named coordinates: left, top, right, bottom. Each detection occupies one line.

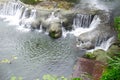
left=30, top=19, right=41, bottom=29
left=48, top=22, right=62, bottom=39
left=62, top=14, right=74, bottom=31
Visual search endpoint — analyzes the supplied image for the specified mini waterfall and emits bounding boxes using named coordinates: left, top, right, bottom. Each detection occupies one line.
left=73, top=14, right=94, bottom=28
left=75, top=14, right=116, bottom=52
left=0, top=1, right=37, bottom=27
left=46, top=12, right=60, bottom=23
left=0, top=1, right=24, bottom=25
left=21, top=8, right=30, bottom=19
left=30, top=9, right=37, bottom=19
left=0, top=2, right=23, bottom=17
left=64, top=14, right=97, bottom=37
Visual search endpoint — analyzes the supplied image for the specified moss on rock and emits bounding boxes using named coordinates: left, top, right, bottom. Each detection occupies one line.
left=84, top=44, right=120, bottom=63
left=49, top=23, right=62, bottom=39
left=20, top=0, right=43, bottom=5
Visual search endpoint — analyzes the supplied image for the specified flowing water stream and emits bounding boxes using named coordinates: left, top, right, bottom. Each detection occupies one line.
left=0, top=19, right=84, bottom=79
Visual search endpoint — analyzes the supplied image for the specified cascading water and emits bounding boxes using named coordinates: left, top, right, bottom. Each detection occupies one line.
left=73, top=14, right=94, bottom=28
left=0, top=1, right=37, bottom=27
left=0, top=1, right=25, bottom=25
left=0, top=0, right=117, bottom=52
left=75, top=14, right=116, bottom=52
left=46, top=12, right=60, bottom=23
left=62, top=14, right=97, bottom=37
left=0, top=1, right=40, bottom=32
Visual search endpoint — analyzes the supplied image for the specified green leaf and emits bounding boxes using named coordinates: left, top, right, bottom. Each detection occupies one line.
left=43, top=74, right=57, bottom=80
left=10, top=76, right=16, bottom=80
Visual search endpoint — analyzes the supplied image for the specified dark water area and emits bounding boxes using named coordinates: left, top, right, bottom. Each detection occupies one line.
left=0, top=19, right=85, bottom=80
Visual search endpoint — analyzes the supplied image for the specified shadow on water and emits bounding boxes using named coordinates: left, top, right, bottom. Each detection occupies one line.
left=0, top=19, right=85, bottom=80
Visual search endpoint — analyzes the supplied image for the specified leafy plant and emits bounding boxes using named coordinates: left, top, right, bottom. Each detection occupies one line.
left=101, top=56, right=120, bottom=80
left=49, top=0, right=78, bottom=3
left=42, top=74, right=81, bottom=80
left=42, top=74, right=58, bottom=80
left=20, top=0, right=43, bottom=5
left=71, top=78, right=81, bottom=80
left=83, top=52, right=96, bottom=59
left=10, top=76, right=23, bottom=80
left=114, top=16, right=120, bottom=40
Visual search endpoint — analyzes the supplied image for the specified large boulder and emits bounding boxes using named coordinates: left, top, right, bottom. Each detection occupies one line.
left=48, top=22, right=62, bottom=39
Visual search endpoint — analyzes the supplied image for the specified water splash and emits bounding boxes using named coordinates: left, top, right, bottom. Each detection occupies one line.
left=0, top=1, right=37, bottom=32
left=46, top=12, right=60, bottom=23
left=73, top=14, right=94, bottom=28
left=0, top=2, right=24, bottom=25
left=62, top=14, right=99, bottom=37
left=87, top=36, right=115, bottom=52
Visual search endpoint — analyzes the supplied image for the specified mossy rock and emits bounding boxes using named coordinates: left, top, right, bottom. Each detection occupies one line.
left=93, top=49, right=109, bottom=63
left=107, top=44, right=120, bottom=57
left=83, top=52, right=96, bottom=60
left=49, top=31, right=62, bottom=39
left=20, top=0, right=43, bottom=5
left=48, top=23, right=62, bottom=39
left=84, top=44, right=120, bottom=63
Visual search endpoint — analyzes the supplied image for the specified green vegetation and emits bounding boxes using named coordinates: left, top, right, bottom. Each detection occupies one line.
left=0, top=56, right=18, bottom=64
left=114, top=16, right=120, bottom=40
left=10, top=75, right=81, bottom=80
left=20, top=0, right=78, bottom=5
left=10, top=76, right=23, bottom=80
left=43, top=74, right=67, bottom=80
left=100, top=16, right=120, bottom=79
left=20, top=0, right=43, bottom=5
left=101, top=56, right=120, bottom=80
left=50, top=0, right=78, bottom=3
left=20, top=0, right=78, bottom=9
left=43, top=74, right=81, bottom=80
left=83, top=52, right=96, bottom=59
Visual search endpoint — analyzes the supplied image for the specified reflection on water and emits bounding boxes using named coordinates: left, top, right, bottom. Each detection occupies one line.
left=0, top=19, right=84, bottom=80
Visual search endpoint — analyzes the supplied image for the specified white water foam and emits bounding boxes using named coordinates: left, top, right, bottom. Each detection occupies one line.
left=0, top=1, right=38, bottom=32
left=62, top=15, right=100, bottom=37
left=0, top=2, right=24, bottom=25
left=46, top=12, right=60, bottom=23
left=87, top=36, right=115, bottom=52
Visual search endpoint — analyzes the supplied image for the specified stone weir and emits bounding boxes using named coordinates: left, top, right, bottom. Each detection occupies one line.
left=0, top=0, right=117, bottom=51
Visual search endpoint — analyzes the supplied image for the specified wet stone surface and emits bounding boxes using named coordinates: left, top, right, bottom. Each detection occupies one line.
left=73, top=58, right=106, bottom=80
